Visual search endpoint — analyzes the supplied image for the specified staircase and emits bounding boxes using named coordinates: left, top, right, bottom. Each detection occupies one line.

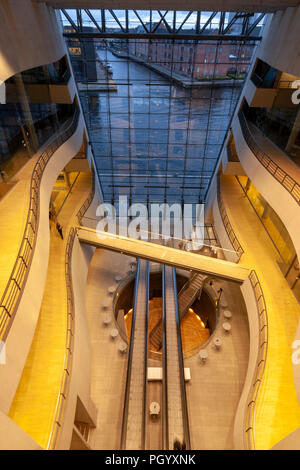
left=149, top=272, right=208, bottom=351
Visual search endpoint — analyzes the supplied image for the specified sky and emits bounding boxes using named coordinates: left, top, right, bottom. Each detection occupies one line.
left=60, top=9, right=265, bottom=31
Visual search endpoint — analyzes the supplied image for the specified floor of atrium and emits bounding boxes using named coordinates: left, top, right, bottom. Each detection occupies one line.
left=85, top=248, right=250, bottom=450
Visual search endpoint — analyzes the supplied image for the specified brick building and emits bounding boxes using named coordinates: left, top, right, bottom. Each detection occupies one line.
left=129, top=28, right=255, bottom=80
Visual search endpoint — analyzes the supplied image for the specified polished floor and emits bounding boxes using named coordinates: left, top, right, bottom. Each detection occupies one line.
left=125, top=297, right=210, bottom=353
left=85, top=247, right=250, bottom=450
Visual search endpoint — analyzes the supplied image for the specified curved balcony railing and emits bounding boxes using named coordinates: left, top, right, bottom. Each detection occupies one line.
left=0, top=108, right=80, bottom=342
left=47, top=227, right=76, bottom=450
left=244, top=270, right=268, bottom=450
left=76, top=169, right=95, bottom=225
left=238, top=111, right=300, bottom=205
left=217, top=174, right=244, bottom=261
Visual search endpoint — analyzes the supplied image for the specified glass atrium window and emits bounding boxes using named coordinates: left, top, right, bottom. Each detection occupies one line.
left=61, top=9, right=264, bottom=205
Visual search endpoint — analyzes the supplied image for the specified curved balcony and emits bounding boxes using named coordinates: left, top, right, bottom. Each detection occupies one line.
left=47, top=227, right=75, bottom=450
left=216, top=174, right=244, bottom=262
left=8, top=170, right=96, bottom=449
left=238, top=111, right=300, bottom=204
left=212, top=174, right=268, bottom=449
left=0, top=108, right=88, bottom=420
left=0, top=108, right=79, bottom=343
left=242, top=270, right=268, bottom=450
left=218, top=174, right=300, bottom=450
left=48, top=175, right=96, bottom=450
left=232, top=110, right=300, bottom=267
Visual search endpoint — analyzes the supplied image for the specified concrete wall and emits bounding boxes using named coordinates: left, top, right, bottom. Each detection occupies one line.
left=57, top=237, right=97, bottom=450
left=0, top=116, right=86, bottom=415
left=272, top=427, right=300, bottom=449
left=204, top=6, right=300, bottom=450
left=257, top=6, right=300, bottom=77
left=233, top=276, right=260, bottom=450
left=35, top=0, right=300, bottom=12
left=0, top=0, right=103, bottom=204
left=0, top=410, right=42, bottom=450
left=0, top=1, right=65, bottom=82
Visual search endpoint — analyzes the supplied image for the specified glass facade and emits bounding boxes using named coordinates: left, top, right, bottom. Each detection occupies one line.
left=237, top=175, right=296, bottom=269
left=6, top=56, right=70, bottom=87
left=62, top=9, right=264, bottom=206
left=251, top=58, right=278, bottom=88
left=237, top=174, right=300, bottom=303
left=0, top=56, right=77, bottom=187
left=66, top=38, right=258, bottom=205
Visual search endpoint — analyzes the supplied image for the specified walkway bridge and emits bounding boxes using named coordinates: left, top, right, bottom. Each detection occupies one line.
left=75, top=226, right=249, bottom=283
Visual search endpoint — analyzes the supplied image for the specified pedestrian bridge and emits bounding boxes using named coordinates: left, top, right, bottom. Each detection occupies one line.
left=76, top=226, right=249, bottom=283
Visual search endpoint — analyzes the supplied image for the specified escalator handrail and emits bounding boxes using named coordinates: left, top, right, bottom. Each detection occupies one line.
left=162, top=265, right=169, bottom=450
left=172, top=267, right=191, bottom=450
left=120, top=259, right=141, bottom=450
left=142, top=261, right=150, bottom=450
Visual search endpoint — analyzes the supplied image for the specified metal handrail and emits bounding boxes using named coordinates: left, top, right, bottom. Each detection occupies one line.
left=217, top=171, right=268, bottom=449
left=161, top=265, right=169, bottom=450
left=0, top=108, right=79, bottom=342
left=217, top=174, right=244, bottom=261
left=251, top=73, right=298, bottom=89
left=142, top=262, right=150, bottom=450
left=74, top=220, right=239, bottom=258
left=112, top=273, right=135, bottom=343
left=217, top=169, right=268, bottom=449
left=244, top=269, right=268, bottom=450
left=238, top=111, right=300, bottom=205
left=120, top=259, right=141, bottom=450
left=76, top=169, right=95, bottom=225
left=47, top=227, right=76, bottom=450
left=172, top=267, right=191, bottom=450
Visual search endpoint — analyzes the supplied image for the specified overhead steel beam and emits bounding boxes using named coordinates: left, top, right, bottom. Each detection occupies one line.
left=152, top=11, right=171, bottom=33
left=247, top=13, right=266, bottom=36
left=175, top=11, right=194, bottom=33
left=101, top=9, right=106, bottom=33
left=63, top=31, right=262, bottom=41
left=76, top=8, right=82, bottom=31
left=132, top=9, right=149, bottom=33
left=108, top=9, right=126, bottom=33
left=83, top=8, right=102, bottom=32
left=61, top=8, right=78, bottom=31
left=199, top=11, right=218, bottom=34
left=61, top=9, right=264, bottom=40
left=218, top=11, right=226, bottom=34
left=222, top=12, right=253, bottom=34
